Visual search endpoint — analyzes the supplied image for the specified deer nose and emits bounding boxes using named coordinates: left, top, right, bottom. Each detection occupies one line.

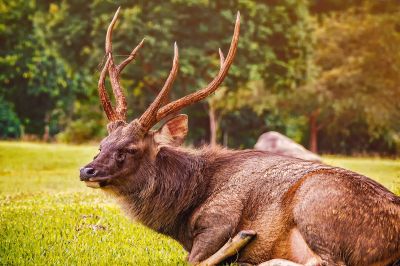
left=80, top=167, right=98, bottom=181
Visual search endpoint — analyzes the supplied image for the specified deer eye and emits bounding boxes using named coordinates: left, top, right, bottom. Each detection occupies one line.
left=114, top=150, right=126, bottom=163
left=125, top=147, right=137, bottom=154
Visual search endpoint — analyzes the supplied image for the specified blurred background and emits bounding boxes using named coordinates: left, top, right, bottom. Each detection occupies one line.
left=1, top=1, right=400, bottom=264
left=1, top=0, right=400, bottom=154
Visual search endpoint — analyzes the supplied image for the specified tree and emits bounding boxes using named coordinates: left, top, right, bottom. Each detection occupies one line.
left=292, top=4, right=400, bottom=154
left=0, top=0, right=81, bottom=136
left=3, top=0, right=398, bottom=155
left=35, top=0, right=313, bottom=147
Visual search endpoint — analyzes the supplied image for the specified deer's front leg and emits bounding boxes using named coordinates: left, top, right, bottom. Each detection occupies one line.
left=188, top=193, right=248, bottom=264
left=188, top=224, right=234, bottom=264
left=188, top=208, right=242, bottom=264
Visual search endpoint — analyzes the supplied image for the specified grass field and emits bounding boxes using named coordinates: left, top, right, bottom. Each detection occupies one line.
left=1, top=141, right=399, bottom=265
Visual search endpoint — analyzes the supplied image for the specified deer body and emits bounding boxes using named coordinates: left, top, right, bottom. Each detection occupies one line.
left=80, top=8, right=400, bottom=266
left=105, top=143, right=400, bottom=265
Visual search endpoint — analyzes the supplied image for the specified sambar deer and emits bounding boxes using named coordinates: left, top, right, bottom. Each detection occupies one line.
left=80, top=8, right=400, bottom=266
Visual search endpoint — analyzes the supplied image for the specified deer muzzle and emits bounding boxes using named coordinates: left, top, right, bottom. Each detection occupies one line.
left=79, top=167, right=109, bottom=188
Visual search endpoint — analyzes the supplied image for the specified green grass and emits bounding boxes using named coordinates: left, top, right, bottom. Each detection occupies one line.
left=0, top=142, right=187, bottom=265
left=0, top=141, right=399, bottom=265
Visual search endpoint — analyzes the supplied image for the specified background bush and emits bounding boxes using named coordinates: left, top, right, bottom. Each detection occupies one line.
left=0, top=0, right=399, bottom=155
left=0, top=97, right=21, bottom=138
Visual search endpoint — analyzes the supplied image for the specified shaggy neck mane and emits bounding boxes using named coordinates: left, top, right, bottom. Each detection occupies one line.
left=116, top=146, right=209, bottom=241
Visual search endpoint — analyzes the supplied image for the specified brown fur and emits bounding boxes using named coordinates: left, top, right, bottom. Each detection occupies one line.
left=80, top=117, right=400, bottom=265
left=84, top=10, right=400, bottom=264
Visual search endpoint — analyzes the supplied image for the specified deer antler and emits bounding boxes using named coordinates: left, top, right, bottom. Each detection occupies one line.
left=138, top=12, right=240, bottom=131
left=98, top=7, right=145, bottom=122
left=98, top=8, right=240, bottom=130
left=138, top=42, right=179, bottom=130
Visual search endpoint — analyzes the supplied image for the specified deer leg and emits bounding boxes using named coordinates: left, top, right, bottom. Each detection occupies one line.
left=197, top=230, right=256, bottom=266
left=188, top=198, right=246, bottom=264
left=187, top=224, right=237, bottom=264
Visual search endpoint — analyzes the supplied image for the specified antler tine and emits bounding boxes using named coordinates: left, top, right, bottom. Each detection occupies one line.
left=105, top=7, right=120, bottom=54
left=96, top=7, right=120, bottom=122
left=117, top=38, right=145, bottom=74
left=105, top=7, right=128, bottom=121
left=139, top=42, right=179, bottom=130
left=101, top=7, right=145, bottom=122
left=98, top=55, right=118, bottom=121
left=155, top=12, right=240, bottom=123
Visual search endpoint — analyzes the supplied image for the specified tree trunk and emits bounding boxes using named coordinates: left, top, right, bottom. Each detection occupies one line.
left=43, top=113, right=50, bottom=142
left=309, top=110, right=319, bottom=153
left=209, top=105, right=218, bottom=146
left=223, top=131, right=228, bottom=147
left=43, top=125, right=50, bottom=142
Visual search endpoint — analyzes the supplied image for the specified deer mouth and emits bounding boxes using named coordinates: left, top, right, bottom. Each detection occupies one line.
left=84, top=177, right=110, bottom=188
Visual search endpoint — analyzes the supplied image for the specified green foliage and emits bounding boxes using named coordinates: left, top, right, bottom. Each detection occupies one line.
left=56, top=101, right=106, bottom=144
left=0, top=97, right=21, bottom=138
left=0, top=142, right=399, bottom=265
left=0, top=0, right=84, bottom=135
left=300, top=5, right=400, bottom=154
left=270, top=2, right=400, bottom=154
left=27, top=0, right=313, bottom=145
left=56, top=119, right=105, bottom=144
left=1, top=0, right=399, bottom=154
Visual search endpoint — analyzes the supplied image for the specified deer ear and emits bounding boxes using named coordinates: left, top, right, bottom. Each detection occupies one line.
left=154, top=114, right=188, bottom=147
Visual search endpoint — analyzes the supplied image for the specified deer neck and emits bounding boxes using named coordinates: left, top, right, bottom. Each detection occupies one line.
left=116, top=146, right=209, bottom=243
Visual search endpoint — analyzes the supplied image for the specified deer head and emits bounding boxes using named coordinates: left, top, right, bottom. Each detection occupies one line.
left=80, top=7, right=240, bottom=189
